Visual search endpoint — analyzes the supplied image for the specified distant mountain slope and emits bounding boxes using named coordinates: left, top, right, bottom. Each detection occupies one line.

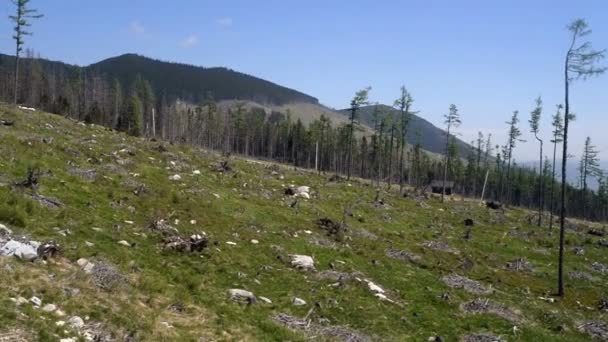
left=339, top=104, right=472, bottom=156
left=87, top=54, right=318, bottom=105
left=0, top=53, right=318, bottom=106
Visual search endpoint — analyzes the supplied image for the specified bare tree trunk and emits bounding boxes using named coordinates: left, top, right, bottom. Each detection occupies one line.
left=558, top=66, right=569, bottom=298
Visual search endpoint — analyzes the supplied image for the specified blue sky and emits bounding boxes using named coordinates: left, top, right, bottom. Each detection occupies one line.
left=0, top=0, right=607, bottom=163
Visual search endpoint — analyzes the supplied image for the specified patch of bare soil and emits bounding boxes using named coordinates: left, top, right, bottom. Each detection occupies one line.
left=442, top=274, right=491, bottom=295
left=461, top=299, right=521, bottom=323
left=460, top=333, right=506, bottom=342
left=273, top=313, right=371, bottom=342
left=422, top=240, right=460, bottom=254
left=385, top=248, right=422, bottom=264
left=0, top=328, right=30, bottom=342
left=578, top=321, right=608, bottom=340
left=505, top=257, right=534, bottom=272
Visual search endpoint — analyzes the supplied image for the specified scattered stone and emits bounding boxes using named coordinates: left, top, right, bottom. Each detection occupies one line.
left=42, top=304, right=57, bottom=312
left=69, top=316, right=85, bottom=329
left=385, top=248, right=422, bottom=264
left=259, top=296, right=272, bottom=304
left=0, top=224, right=12, bottom=237
left=29, top=296, right=42, bottom=307
left=91, top=261, right=127, bottom=290
left=461, top=333, right=506, bottom=342
left=573, top=246, right=585, bottom=255
left=290, top=254, right=315, bottom=271
left=0, top=240, right=39, bottom=261
left=578, top=321, right=608, bottom=340
left=591, top=262, right=608, bottom=274
left=85, top=241, right=94, bottom=247
left=56, top=321, right=66, bottom=327
left=192, top=170, right=201, bottom=175
left=442, top=274, right=490, bottom=295
left=273, top=313, right=371, bottom=342
left=226, top=241, right=237, bottom=246
left=228, top=289, right=256, bottom=304
left=599, top=239, right=608, bottom=248
left=68, top=168, right=97, bottom=181
left=505, top=258, right=534, bottom=272
left=569, top=271, right=595, bottom=281
left=292, top=297, right=307, bottom=306
left=169, top=174, right=181, bottom=181
left=77, top=258, right=95, bottom=274
left=422, top=240, right=459, bottom=254
left=251, top=239, right=259, bottom=244
left=461, top=299, right=520, bottom=323
left=163, top=234, right=208, bottom=253
left=117, top=240, right=131, bottom=247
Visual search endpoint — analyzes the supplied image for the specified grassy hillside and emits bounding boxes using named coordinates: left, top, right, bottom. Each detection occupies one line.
left=0, top=105, right=607, bottom=341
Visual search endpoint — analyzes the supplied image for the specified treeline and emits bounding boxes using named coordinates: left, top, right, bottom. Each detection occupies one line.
left=1, top=54, right=606, bottom=224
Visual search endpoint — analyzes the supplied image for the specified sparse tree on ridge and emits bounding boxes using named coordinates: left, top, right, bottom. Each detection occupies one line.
left=502, top=111, right=523, bottom=204
left=548, top=105, right=564, bottom=233
left=529, top=97, right=544, bottom=226
left=346, top=87, right=370, bottom=180
left=9, top=0, right=43, bottom=104
left=557, top=18, right=606, bottom=298
left=394, top=86, right=415, bottom=194
left=442, top=104, right=461, bottom=202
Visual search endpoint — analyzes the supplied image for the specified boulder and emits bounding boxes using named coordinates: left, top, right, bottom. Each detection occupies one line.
left=290, top=255, right=315, bottom=270
left=1, top=240, right=39, bottom=261
left=228, top=289, right=256, bottom=304
left=292, top=297, right=307, bottom=306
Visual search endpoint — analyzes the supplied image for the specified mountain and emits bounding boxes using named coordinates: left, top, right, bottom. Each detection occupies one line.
left=87, top=54, right=318, bottom=105
left=339, top=104, right=472, bottom=156
left=0, top=52, right=469, bottom=156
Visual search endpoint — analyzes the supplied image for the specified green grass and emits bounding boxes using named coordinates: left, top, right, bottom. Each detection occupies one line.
left=0, top=104, right=607, bottom=341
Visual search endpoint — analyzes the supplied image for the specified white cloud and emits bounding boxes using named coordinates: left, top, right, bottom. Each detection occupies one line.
left=130, top=21, right=145, bottom=35
left=180, top=34, right=200, bottom=48
left=216, top=17, right=233, bottom=27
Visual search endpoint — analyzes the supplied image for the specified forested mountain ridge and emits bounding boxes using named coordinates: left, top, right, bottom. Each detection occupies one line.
left=339, top=104, right=472, bottom=156
left=0, top=52, right=319, bottom=106
left=87, top=54, right=319, bottom=105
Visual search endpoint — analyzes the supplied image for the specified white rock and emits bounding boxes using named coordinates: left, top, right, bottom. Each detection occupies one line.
left=296, top=186, right=310, bottom=194
left=124, top=220, right=134, bottom=225
left=59, top=338, right=75, bottom=342
left=0, top=223, right=12, bottom=236
left=29, top=296, right=42, bottom=307
left=228, top=289, right=256, bottom=303
left=84, top=241, right=94, bottom=247
left=303, top=230, right=312, bottom=235
left=292, top=297, right=307, bottom=306
left=77, top=258, right=89, bottom=267
left=0, top=240, right=38, bottom=261
left=15, top=297, right=28, bottom=305
left=55, top=321, right=66, bottom=327
left=290, top=255, right=315, bottom=270
left=174, top=219, right=180, bottom=225
left=169, top=174, right=182, bottom=181
left=42, top=304, right=57, bottom=312
left=192, top=170, right=201, bottom=175
left=250, top=239, right=259, bottom=244
left=366, top=280, right=385, bottom=294
left=170, top=161, right=176, bottom=166
left=18, top=105, right=36, bottom=111
left=160, top=321, right=174, bottom=329
left=259, top=296, right=272, bottom=304
left=226, top=241, right=237, bottom=246
left=55, top=309, right=66, bottom=317
left=69, top=316, right=85, bottom=329
left=298, top=192, right=310, bottom=199
left=190, top=220, right=197, bottom=225
left=213, top=193, right=220, bottom=199
left=117, top=240, right=131, bottom=247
